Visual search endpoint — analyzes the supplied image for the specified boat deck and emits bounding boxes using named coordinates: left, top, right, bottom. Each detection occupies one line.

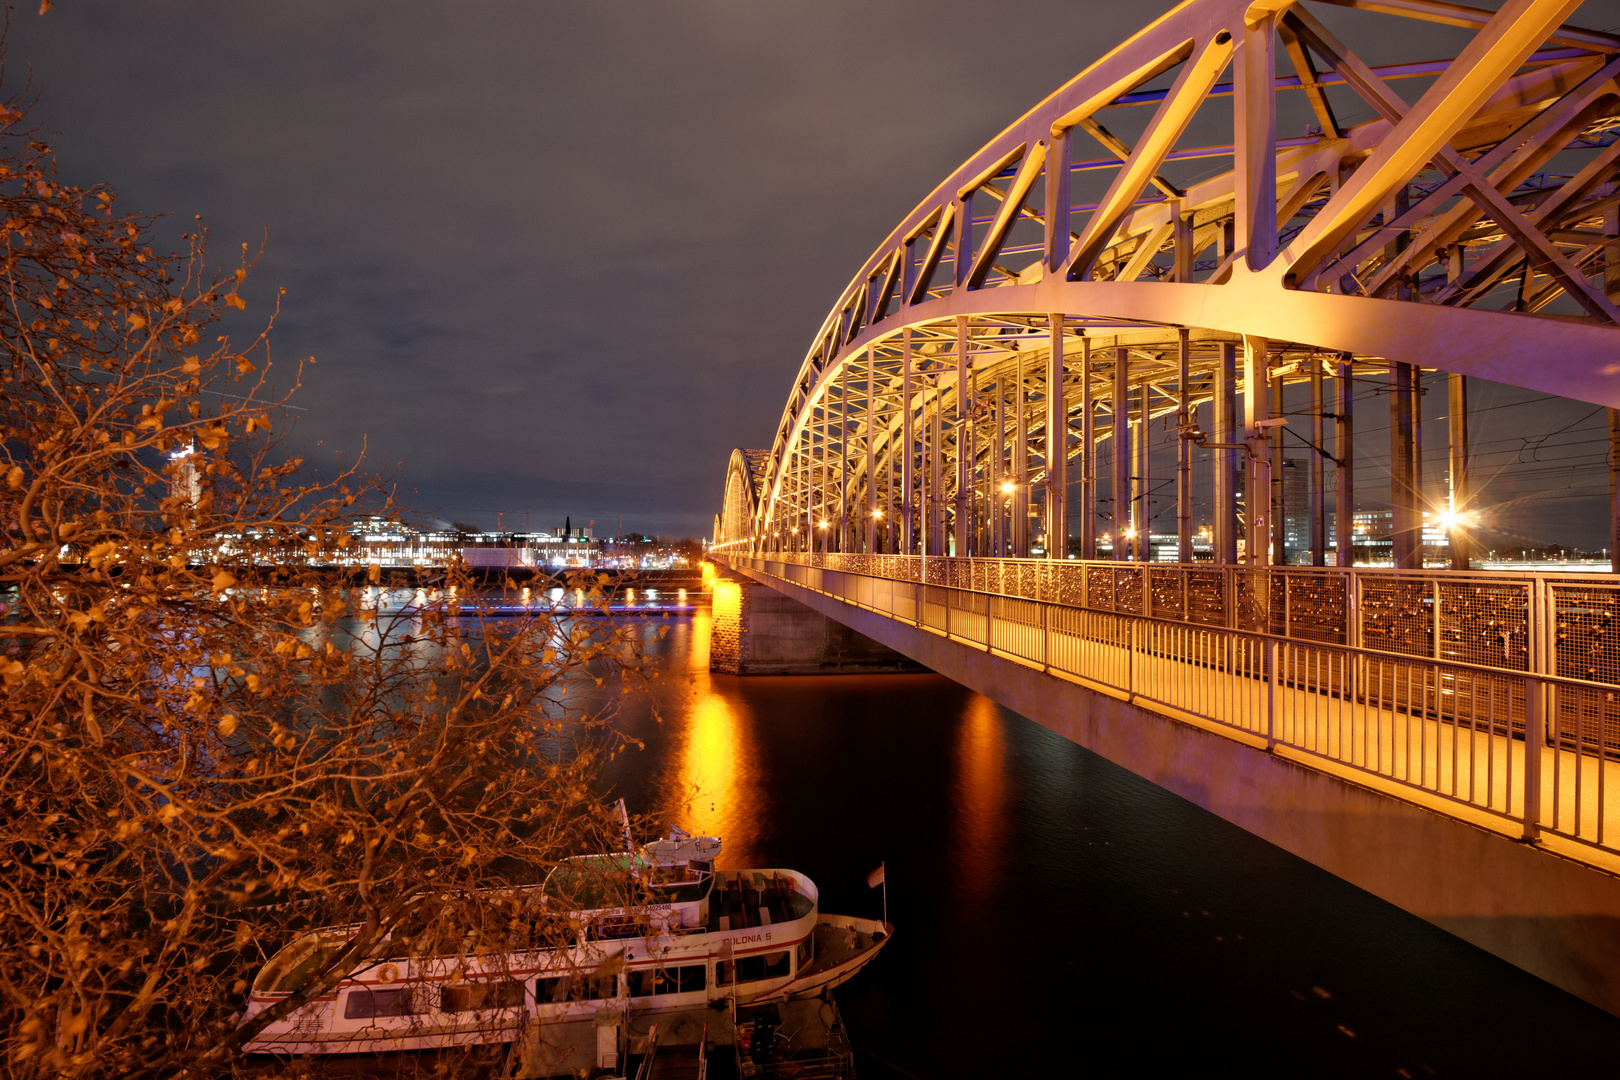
left=705, top=871, right=813, bottom=932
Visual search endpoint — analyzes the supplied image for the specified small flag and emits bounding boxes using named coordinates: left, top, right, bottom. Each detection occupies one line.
left=867, top=863, right=885, bottom=889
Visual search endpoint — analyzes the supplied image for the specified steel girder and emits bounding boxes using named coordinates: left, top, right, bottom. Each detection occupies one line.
left=726, top=0, right=1620, bottom=558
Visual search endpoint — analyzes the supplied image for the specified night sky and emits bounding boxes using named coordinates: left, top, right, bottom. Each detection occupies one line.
left=18, top=2, right=1620, bottom=546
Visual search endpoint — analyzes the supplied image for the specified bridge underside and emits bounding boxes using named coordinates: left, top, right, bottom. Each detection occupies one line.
left=726, top=560, right=1620, bottom=1017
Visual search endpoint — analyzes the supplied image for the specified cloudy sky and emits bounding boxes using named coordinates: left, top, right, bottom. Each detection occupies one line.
left=17, top=1, right=1620, bottom=546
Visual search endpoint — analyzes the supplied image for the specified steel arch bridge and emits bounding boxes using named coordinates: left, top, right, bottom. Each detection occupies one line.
left=715, top=0, right=1620, bottom=570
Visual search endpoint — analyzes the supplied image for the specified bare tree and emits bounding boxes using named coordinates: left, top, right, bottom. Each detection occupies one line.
left=0, top=67, right=655, bottom=1078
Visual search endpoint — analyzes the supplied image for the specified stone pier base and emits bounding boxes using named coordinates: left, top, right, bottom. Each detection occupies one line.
left=709, top=577, right=928, bottom=675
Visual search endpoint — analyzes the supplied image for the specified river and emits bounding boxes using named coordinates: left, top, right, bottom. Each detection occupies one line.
left=587, top=606, right=1620, bottom=1079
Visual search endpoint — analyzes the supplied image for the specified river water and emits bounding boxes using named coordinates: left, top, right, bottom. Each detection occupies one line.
left=587, top=606, right=1620, bottom=1079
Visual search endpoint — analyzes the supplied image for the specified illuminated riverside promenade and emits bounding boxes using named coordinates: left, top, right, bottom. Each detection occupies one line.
left=709, top=0, right=1620, bottom=1018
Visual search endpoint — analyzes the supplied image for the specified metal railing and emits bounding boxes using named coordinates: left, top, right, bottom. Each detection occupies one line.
left=720, top=554, right=1620, bottom=869
left=751, top=552, right=1620, bottom=706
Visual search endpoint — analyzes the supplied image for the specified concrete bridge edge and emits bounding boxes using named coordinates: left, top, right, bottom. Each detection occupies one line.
left=727, top=565, right=1620, bottom=1018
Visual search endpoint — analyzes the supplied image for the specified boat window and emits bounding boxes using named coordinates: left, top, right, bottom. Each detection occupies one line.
left=716, top=950, right=791, bottom=986
left=441, top=979, right=524, bottom=1013
left=795, top=939, right=811, bottom=971
left=536, top=972, right=616, bottom=1003
left=627, top=964, right=706, bottom=997
left=343, top=986, right=428, bottom=1019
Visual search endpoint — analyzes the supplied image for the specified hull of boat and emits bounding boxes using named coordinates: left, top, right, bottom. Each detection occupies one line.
left=772, top=914, right=892, bottom=1001
left=244, top=871, right=822, bottom=1055
left=242, top=865, right=891, bottom=1056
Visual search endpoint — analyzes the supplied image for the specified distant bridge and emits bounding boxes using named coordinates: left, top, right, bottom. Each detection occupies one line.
left=711, top=0, right=1620, bottom=1018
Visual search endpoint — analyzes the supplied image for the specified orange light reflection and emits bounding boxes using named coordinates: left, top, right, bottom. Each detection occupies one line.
left=952, top=694, right=1008, bottom=918
left=666, top=608, right=768, bottom=868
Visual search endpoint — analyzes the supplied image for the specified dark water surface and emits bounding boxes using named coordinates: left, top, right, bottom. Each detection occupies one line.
left=597, top=611, right=1620, bottom=1079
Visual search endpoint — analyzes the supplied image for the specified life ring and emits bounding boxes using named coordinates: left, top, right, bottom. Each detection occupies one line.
left=377, top=964, right=399, bottom=984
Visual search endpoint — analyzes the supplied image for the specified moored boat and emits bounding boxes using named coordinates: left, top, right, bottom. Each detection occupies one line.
left=241, top=832, right=890, bottom=1055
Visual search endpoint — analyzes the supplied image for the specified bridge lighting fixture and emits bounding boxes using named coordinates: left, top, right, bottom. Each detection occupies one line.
left=872, top=509, right=884, bottom=518
left=1000, top=481, right=1016, bottom=493
left=819, top=520, right=829, bottom=529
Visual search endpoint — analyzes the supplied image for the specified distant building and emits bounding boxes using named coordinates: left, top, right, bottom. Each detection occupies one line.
left=348, top=515, right=419, bottom=542
left=1281, top=458, right=1308, bottom=562
left=1347, top=509, right=1449, bottom=566
left=169, top=443, right=201, bottom=507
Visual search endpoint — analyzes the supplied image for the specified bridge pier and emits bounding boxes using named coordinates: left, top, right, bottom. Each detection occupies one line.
left=708, top=576, right=927, bottom=676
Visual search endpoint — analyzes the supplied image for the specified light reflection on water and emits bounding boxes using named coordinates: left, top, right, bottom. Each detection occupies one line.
left=619, top=610, right=773, bottom=869
left=951, top=693, right=1007, bottom=920
left=670, top=685, right=768, bottom=864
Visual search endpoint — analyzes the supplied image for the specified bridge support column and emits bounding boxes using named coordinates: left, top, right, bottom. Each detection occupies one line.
left=1243, top=335, right=1271, bottom=565
left=1270, top=369, right=1286, bottom=566
left=930, top=384, right=943, bottom=557
left=1044, top=314, right=1067, bottom=559
left=1335, top=353, right=1355, bottom=567
left=955, top=316, right=971, bottom=558
left=984, top=372, right=997, bottom=557
left=1448, top=372, right=1470, bottom=571
left=1013, top=345, right=1029, bottom=557
left=1214, top=341, right=1239, bottom=565
left=864, top=347, right=876, bottom=556
left=1080, top=335, right=1096, bottom=559
left=1390, top=360, right=1421, bottom=570
left=1177, top=329, right=1192, bottom=564
left=1309, top=359, right=1326, bottom=566
left=902, top=329, right=914, bottom=556
left=1136, top=372, right=1151, bottom=561
left=839, top=363, right=851, bottom=554
left=1114, top=345, right=1130, bottom=561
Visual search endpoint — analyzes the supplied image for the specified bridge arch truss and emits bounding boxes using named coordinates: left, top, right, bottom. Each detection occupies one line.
left=714, top=0, right=1620, bottom=569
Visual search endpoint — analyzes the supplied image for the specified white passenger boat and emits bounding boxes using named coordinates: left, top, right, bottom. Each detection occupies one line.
left=242, top=833, right=891, bottom=1055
